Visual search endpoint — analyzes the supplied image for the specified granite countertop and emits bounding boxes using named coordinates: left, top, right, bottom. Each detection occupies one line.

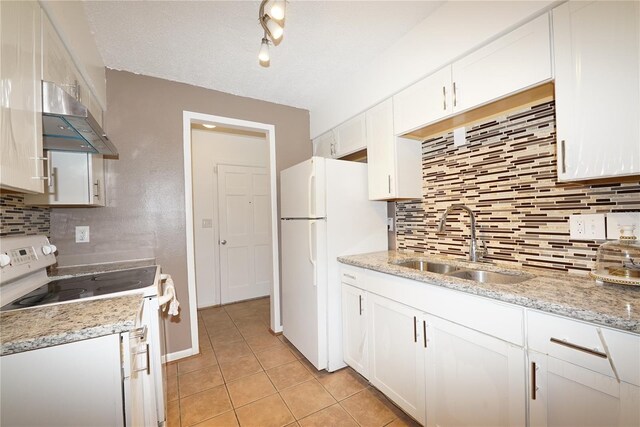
left=0, top=294, right=143, bottom=356
left=338, top=251, right=640, bottom=335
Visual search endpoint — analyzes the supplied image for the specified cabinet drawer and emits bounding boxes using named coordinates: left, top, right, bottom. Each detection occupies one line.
left=341, top=267, right=360, bottom=286
left=528, top=310, right=640, bottom=386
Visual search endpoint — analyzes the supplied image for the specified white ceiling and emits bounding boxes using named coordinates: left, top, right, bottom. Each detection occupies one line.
left=84, top=1, right=444, bottom=111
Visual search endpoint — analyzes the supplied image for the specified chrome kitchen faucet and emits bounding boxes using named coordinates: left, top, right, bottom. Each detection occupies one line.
left=437, top=204, right=487, bottom=262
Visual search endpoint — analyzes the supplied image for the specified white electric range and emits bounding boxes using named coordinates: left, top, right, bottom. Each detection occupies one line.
left=0, top=234, right=174, bottom=427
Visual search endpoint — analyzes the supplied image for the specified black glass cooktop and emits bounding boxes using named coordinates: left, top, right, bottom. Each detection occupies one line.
left=1, top=267, right=157, bottom=311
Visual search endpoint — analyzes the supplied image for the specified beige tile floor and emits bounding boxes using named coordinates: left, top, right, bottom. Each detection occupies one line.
left=165, top=297, right=419, bottom=427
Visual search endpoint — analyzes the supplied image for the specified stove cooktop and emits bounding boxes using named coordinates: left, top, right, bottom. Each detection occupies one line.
left=1, top=267, right=157, bottom=311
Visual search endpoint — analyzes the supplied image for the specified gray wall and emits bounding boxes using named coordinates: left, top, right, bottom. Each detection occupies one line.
left=50, top=69, right=311, bottom=354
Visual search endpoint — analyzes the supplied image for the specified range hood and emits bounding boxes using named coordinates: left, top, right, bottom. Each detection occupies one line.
left=42, top=81, right=118, bottom=158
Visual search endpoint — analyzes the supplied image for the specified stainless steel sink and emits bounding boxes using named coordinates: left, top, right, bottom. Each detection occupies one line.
left=395, top=260, right=460, bottom=274
left=446, top=269, right=532, bottom=284
left=394, top=260, right=533, bottom=284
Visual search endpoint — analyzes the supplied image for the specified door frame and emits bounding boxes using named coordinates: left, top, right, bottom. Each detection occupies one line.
left=182, top=111, right=281, bottom=358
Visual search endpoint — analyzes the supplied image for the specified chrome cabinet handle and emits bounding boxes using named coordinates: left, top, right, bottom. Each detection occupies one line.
left=93, top=179, right=100, bottom=199
left=550, top=337, right=607, bottom=359
left=423, top=320, right=427, bottom=348
left=344, top=273, right=356, bottom=280
left=388, top=175, right=391, bottom=194
left=358, top=295, right=363, bottom=315
left=220, top=240, right=227, bottom=245
left=531, top=362, right=538, bottom=400
left=413, top=316, right=417, bottom=343
left=560, top=140, right=567, bottom=174
left=30, top=156, right=49, bottom=181
left=453, top=82, right=457, bottom=107
left=442, top=86, right=446, bottom=110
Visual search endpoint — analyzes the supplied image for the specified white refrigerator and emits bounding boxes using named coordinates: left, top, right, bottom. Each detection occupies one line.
left=280, top=156, right=387, bottom=371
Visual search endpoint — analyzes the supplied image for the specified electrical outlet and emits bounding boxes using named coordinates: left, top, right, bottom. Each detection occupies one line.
left=606, top=212, right=640, bottom=239
left=387, top=217, right=395, bottom=232
left=75, top=226, right=90, bottom=243
left=569, top=214, right=606, bottom=240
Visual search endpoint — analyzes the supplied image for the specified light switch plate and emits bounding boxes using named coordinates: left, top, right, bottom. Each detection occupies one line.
left=569, top=214, right=606, bottom=240
left=75, top=226, right=90, bottom=243
left=606, top=212, right=640, bottom=239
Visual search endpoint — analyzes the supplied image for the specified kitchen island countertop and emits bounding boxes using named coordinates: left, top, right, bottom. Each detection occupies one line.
left=338, top=251, right=640, bottom=335
left=0, top=294, right=143, bottom=356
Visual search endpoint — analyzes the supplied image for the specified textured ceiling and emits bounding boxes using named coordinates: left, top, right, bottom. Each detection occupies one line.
left=84, top=1, right=444, bottom=110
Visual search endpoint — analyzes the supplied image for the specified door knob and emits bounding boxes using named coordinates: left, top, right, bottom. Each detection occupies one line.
left=220, top=240, right=227, bottom=245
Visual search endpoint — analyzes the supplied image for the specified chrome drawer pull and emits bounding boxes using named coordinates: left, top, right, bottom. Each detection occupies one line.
left=550, top=337, right=607, bottom=359
left=531, top=362, right=538, bottom=400
left=344, top=273, right=356, bottom=280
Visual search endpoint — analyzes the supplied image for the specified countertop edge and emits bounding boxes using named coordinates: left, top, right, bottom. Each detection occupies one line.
left=338, top=254, right=640, bottom=335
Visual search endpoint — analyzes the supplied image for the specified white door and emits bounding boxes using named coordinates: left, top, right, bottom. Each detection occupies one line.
left=341, top=283, right=368, bottom=378
left=529, top=351, right=640, bottom=427
left=218, top=165, right=272, bottom=304
left=425, top=315, right=526, bottom=427
left=368, top=293, right=426, bottom=424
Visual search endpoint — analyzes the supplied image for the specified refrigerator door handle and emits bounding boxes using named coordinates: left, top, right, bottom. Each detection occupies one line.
left=308, top=173, right=315, bottom=217
left=308, top=220, right=317, bottom=287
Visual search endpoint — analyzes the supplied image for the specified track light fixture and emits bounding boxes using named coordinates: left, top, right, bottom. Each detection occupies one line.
left=258, top=0, right=286, bottom=67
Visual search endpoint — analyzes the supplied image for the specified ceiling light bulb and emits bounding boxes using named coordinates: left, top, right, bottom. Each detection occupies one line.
left=268, top=0, right=285, bottom=20
left=258, top=38, right=270, bottom=62
left=202, top=124, right=216, bottom=129
left=266, top=18, right=283, bottom=40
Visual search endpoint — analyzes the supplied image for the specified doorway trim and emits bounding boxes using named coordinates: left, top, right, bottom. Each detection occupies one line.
left=181, top=111, right=282, bottom=360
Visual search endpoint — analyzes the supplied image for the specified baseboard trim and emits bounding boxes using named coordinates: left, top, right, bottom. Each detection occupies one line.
left=163, top=346, right=198, bottom=363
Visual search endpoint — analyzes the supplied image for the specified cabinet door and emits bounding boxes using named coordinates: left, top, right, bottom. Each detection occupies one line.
left=368, top=293, right=425, bottom=424
left=425, top=315, right=526, bottom=427
left=393, top=67, right=453, bottom=135
left=341, top=283, right=368, bottom=378
left=0, top=0, right=44, bottom=193
left=313, top=131, right=336, bottom=158
left=24, top=151, right=106, bottom=206
left=554, top=1, right=640, bottom=181
left=529, top=351, right=640, bottom=427
left=366, top=99, right=396, bottom=200
left=334, top=113, right=366, bottom=158
left=452, top=14, right=552, bottom=113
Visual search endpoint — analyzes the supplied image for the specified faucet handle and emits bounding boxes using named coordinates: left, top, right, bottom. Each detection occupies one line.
left=477, top=238, right=488, bottom=260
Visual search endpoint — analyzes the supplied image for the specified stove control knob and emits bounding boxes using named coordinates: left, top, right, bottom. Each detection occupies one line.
left=0, top=254, right=10, bottom=268
left=42, top=245, right=57, bottom=255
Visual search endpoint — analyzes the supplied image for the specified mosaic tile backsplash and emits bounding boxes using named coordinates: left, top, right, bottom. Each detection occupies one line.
left=396, top=101, right=640, bottom=275
left=0, top=195, right=50, bottom=237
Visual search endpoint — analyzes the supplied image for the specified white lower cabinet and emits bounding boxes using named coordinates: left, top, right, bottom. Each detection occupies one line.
left=341, top=283, right=369, bottom=378
left=528, top=351, right=640, bottom=427
left=340, top=265, right=640, bottom=427
left=424, top=315, right=526, bottom=427
left=24, top=151, right=105, bottom=206
left=368, top=293, right=426, bottom=425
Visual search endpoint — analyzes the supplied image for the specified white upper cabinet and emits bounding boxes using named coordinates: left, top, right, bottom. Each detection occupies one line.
left=24, top=151, right=105, bottom=206
left=554, top=1, right=640, bottom=181
left=451, top=14, right=552, bottom=113
left=366, top=99, right=422, bottom=201
left=393, top=67, right=453, bottom=136
left=312, top=131, right=336, bottom=158
left=42, top=13, right=103, bottom=126
left=0, top=1, right=44, bottom=194
left=333, top=113, right=367, bottom=158
left=392, top=14, right=552, bottom=136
